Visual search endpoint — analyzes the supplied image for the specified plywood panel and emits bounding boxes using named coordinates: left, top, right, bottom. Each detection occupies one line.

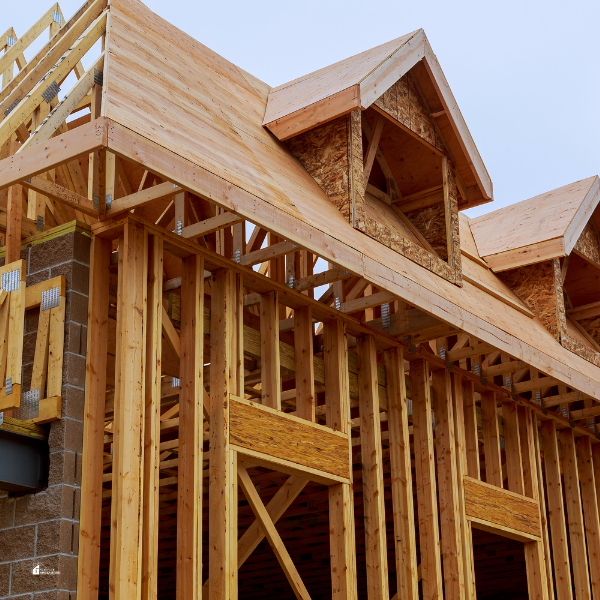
left=229, top=397, right=350, bottom=480
left=464, top=476, right=541, bottom=540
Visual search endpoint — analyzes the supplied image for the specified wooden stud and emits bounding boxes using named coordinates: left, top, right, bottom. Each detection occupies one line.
left=451, top=375, right=476, bottom=599
left=575, top=436, right=600, bottom=600
left=209, top=269, right=239, bottom=600
left=294, top=305, right=315, bottom=421
left=142, top=236, right=162, bottom=600
left=6, top=138, right=22, bottom=264
left=463, top=379, right=480, bottom=479
left=76, top=237, right=111, bottom=600
left=260, top=291, right=280, bottom=410
left=29, top=308, right=50, bottom=397
left=325, top=320, right=357, bottom=600
left=109, top=223, right=147, bottom=600
left=432, top=368, right=465, bottom=600
left=357, top=335, right=388, bottom=600
left=384, top=347, right=418, bottom=600
left=177, top=253, right=204, bottom=600
left=502, top=401, right=524, bottom=494
left=541, top=420, right=573, bottom=600
left=518, top=407, right=551, bottom=600
left=47, top=293, right=65, bottom=398
left=410, top=358, right=443, bottom=599
left=481, top=391, right=503, bottom=488
left=559, top=428, right=591, bottom=599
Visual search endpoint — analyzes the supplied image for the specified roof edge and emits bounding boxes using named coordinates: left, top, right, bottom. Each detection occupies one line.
left=564, top=175, right=600, bottom=255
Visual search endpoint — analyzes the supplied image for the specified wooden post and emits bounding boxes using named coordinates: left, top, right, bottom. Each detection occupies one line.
left=88, top=83, right=105, bottom=218
left=77, top=236, right=111, bottom=600
left=209, top=269, right=239, bottom=600
left=559, top=429, right=591, bottom=598
left=575, top=436, right=600, bottom=600
left=519, top=407, right=551, bottom=600
left=142, top=236, right=162, bottom=600
left=502, top=401, right=524, bottom=494
left=452, top=375, right=476, bottom=599
left=541, top=420, right=573, bottom=600
left=260, top=290, right=280, bottom=410
left=463, top=379, right=480, bottom=479
left=6, top=136, right=22, bottom=264
left=325, top=320, right=357, bottom=600
left=294, top=305, right=315, bottom=421
left=432, top=369, right=464, bottom=600
left=410, top=358, right=443, bottom=599
left=481, top=391, right=502, bottom=487
left=110, top=222, right=147, bottom=600
left=384, top=347, right=418, bottom=600
left=177, top=253, right=204, bottom=600
left=357, top=335, right=388, bottom=600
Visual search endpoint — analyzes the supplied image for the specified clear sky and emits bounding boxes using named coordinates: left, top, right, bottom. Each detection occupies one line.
left=4, top=0, right=599, bottom=217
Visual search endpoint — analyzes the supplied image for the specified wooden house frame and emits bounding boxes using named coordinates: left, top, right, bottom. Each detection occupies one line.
left=2, top=0, right=600, bottom=598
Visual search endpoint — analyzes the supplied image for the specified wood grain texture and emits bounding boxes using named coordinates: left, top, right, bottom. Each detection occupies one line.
left=229, top=397, right=350, bottom=480
left=464, top=476, right=541, bottom=540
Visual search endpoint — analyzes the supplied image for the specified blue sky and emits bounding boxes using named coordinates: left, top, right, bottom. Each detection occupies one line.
left=4, top=0, right=599, bottom=217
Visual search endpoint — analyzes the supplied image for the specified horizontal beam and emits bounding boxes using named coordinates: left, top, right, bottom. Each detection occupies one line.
left=107, top=181, right=182, bottom=216
left=340, top=290, right=397, bottom=314
left=182, top=212, right=243, bottom=239
left=512, top=377, right=560, bottom=394
left=292, top=267, right=353, bottom=292
left=21, top=176, right=98, bottom=216
left=240, top=240, right=297, bottom=267
left=0, top=118, right=108, bottom=189
left=568, top=300, right=600, bottom=321
left=447, top=342, right=496, bottom=363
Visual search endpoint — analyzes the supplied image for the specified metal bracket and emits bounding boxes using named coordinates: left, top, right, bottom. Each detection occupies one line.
left=93, top=69, right=103, bottom=87
left=5, top=377, right=12, bottom=396
left=13, top=389, right=39, bottom=421
left=176, top=220, right=183, bottom=236
left=0, top=413, right=3, bottom=426
left=287, top=274, right=294, bottom=288
left=6, top=35, right=16, bottom=47
left=41, top=286, right=60, bottom=311
left=4, top=98, right=20, bottom=117
left=511, top=393, right=519, bottom=402
left=41, top=81, right=60, bottom=105
left=542, top=407, right=549, bottom=416
left=334, top=297, right=341, bottom=311
left=402, top=335, right=417, bottom=354
left=172, top=377, right=180, bottom=388
left=381, top=303, right=391, bottom=329
left=569, top=419, right=576, bottom=429
left=1, top=269, right=20, bottom=292
left=52, top=10, right=63, bottom=24
left=233, top=248, right=241, bottom=264
left=105, top=194, right=112, bottom=210
left=36, top=215, right=44, bottom=231
left=93, top=194, right=99, bottom=211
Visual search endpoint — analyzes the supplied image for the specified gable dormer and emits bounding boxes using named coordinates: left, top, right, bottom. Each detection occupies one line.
left=471, top=176, right=600, bottom=367
left=264, top=30, right=492, bottom=285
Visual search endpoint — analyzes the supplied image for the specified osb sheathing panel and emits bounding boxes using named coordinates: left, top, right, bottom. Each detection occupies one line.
left=552, top=257, right=569, bottom=341
left=574, top=221, right=600, bottom=266
left=562, top=334, right=600, bottom=368
left=374, top=73, right=445, bottom=152
left=287, top=109, right=460, bottom=284
left=406, top=204, right=448, bottom=260
left=499, top=261, right=560, bottom=340
left=285, top=116, right=351, bottom=221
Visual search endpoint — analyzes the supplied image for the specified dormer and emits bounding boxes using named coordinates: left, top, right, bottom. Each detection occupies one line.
left=471, top=176, right=600, bottom=367
left=264, top=30, right=492, bottom=285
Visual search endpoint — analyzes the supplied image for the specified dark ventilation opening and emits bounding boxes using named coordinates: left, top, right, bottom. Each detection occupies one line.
left=472, top=528, right=529, bottom=600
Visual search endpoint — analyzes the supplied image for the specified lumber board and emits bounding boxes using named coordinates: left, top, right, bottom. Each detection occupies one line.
left=229, top=396, right=349, bottom=481
left=464, top=477, right=541, bottom=541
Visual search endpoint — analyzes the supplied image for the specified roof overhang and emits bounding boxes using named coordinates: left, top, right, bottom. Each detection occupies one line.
left=263, top=30, right=493, bottom=207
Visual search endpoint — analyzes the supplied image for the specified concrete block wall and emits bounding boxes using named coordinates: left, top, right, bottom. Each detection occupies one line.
left=0, top=229, right=91, bottom=600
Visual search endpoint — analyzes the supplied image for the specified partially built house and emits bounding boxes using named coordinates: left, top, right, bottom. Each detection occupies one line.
left=0, top=1, right=599, bottom=599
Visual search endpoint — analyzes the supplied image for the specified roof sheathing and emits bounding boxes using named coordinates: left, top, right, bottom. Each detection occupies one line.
left=100, top=0, right=600, bottom=398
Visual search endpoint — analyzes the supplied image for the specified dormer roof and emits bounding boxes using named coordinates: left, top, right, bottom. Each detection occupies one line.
left=263, top=29, right=493, bottom=208
left=470, top=176, right=600, bottom=271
